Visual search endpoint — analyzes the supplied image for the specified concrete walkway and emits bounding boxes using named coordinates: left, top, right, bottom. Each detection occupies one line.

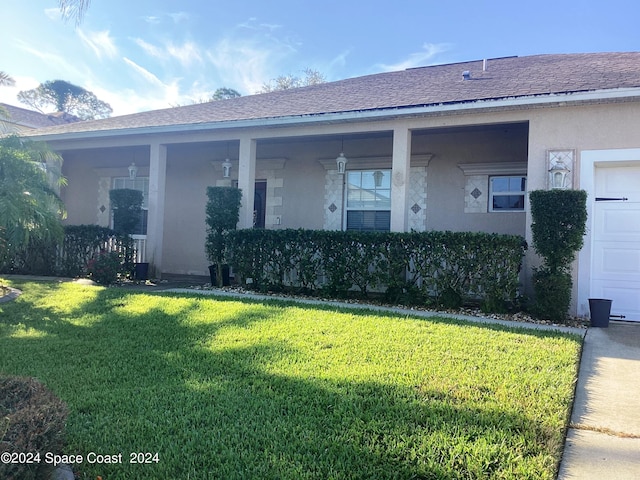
left=558, top=322, right=640, bottom=479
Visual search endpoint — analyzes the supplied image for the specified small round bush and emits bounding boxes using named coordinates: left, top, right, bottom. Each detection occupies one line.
left=0, top=376, right=68, bottom=480
left=87, top=250, right=124, bottom=285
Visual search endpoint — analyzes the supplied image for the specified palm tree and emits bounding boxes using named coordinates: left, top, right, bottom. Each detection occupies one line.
left=0, top=72, right=15, bottom=86
left=0, top=136, right=67, bottom=268
left=58, top=0, right=91, bottom=24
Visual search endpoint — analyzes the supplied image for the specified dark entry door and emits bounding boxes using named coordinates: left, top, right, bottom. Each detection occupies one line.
left=254, top=181, right=266, bottom=228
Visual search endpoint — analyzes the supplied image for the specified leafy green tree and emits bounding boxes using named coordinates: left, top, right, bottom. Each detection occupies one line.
left=258, top=68, right=326, bottom=93
left=210, top=87, right=242, bottom=100
left=0, top=136, right=67, bottom=267
left=17, top=80, right=112, bottom=120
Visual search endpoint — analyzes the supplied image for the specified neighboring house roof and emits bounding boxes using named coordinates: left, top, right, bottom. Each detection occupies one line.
left=26, top=52, right=640, bottom=139
left=0, top=103, right=80, bottom=130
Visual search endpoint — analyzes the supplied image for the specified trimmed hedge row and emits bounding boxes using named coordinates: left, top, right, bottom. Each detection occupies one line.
left=226, top=229, right=527, bottom=310
left=0, top=225, right=134, bottom=281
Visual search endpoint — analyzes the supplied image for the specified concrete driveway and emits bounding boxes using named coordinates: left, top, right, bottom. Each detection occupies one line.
left=558, top=322, right=640, bottom=479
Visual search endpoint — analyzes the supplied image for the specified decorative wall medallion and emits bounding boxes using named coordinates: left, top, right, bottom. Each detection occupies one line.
left=411, top=203, right=421, bottom=214
left=471, top=188, right=482, bottom=199
left=328, top=203, right=337, bottom=213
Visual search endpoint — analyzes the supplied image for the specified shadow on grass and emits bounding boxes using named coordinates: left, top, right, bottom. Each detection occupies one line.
left=0, top=281, right=574, bottom=479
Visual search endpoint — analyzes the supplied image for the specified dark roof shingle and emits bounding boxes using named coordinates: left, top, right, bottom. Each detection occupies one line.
left=28, top=53, right=640, bottom=137
left=1, top=103, right=80, bottom=129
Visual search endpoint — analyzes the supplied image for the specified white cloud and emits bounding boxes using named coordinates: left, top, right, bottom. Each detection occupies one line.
left=78, top=29, right=118, bottom=60
left=205, top=37, right=278, bottom=94
left=133, top=38, right=202, bottom=66
left=14, top=39, right=86, bottom=80
left=133, top=38, right=165, bottom=60
left=44, top=8, right=62, bottom=21
left=169, top=12, right=190, bottom=23
left=123, top=58, right=165, bottom=87
left=166, top=41, right=203, bottom=67
left=377, top=43, right=452, bottom=71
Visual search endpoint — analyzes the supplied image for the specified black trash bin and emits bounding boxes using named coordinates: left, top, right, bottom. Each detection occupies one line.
left=588, top=298, right=612, bottom=328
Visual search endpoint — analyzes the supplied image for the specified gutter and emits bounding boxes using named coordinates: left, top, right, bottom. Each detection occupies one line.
left=27, top=87, right=640, bottom=144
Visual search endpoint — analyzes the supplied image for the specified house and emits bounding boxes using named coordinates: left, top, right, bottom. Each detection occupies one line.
left=0, top=103, right=79, bottom=134
left=25, top=52, right=640, bottom=320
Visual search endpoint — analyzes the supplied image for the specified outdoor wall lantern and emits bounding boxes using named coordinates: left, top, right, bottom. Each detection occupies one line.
left=336, top=152, right=348, bottom=174
left=336, top=136, right=348, bottom=174
left=222, top=158, right=232, bottom=178
left=128, top=162, right=138, bottom=180
left=373, top=170, right=384, bottom=187
left=548, top=160, right=570, bottom=189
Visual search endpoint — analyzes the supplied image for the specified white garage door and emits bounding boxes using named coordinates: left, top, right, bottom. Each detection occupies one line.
left=592, top=165, right=640, bottom=321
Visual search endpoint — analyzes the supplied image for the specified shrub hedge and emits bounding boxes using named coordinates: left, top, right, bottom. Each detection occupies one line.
left=529, top=190, right=587, bottom=321
left=0, top=224, right=134, bottom=280
left=0, top=376, right=68, bottom=480
left=226, top=229, right=526, bottom=310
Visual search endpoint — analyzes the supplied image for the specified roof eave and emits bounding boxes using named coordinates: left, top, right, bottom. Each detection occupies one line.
left=28, top=87, right=640, bottom=143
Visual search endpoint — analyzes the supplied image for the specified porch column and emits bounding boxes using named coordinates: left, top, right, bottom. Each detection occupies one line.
left=147, top=143, right=167, bottom=277
left=237, top=137, right=257, bottom=229
left=390, top=127, right=412, bottom=232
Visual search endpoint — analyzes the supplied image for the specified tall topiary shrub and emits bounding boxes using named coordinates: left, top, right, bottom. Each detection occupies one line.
left=205, top=186, right=242, bottom=287
left=109, top=189, right=143, bottom=235
left=529, top=189, right=587, bottom=321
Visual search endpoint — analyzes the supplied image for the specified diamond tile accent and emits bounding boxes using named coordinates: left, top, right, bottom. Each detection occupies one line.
left=471, top=188, right=482, bottom=199
left=99, top=205, right=106, bottom=213
left=328, top=203, right=337, bottom=213
left=411, top=203, right=421, bottom=214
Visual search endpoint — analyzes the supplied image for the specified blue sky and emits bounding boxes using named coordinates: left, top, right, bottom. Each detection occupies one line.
left=1, top=0, right=638, bottom=116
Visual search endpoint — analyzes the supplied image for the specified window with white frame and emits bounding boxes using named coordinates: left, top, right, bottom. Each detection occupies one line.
left=345, top=170, right=391, bottom=231
left=112, top=177, right=149, bottom=234
left=489, top=175, right=526, bottom=211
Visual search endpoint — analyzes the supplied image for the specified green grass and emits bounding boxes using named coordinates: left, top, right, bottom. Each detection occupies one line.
left=0, top=280, right=582, bottom=479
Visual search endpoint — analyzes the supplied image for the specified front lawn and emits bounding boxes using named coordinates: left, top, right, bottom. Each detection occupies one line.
left=0, top=280, right=582, bottom=479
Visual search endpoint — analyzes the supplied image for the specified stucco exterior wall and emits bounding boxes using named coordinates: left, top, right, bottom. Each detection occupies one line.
left=57, top=99, right=640, bottom=306
left=525, top=101, right=640, bottom=315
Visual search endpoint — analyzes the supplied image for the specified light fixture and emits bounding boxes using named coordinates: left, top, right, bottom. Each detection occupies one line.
left=221, top=142, right=232, bottom=178
left=373, top=170, right=384, bottom=187
left=549, top=160, right=570, bottom=189
left=128, top=162, right=138, bottom=180
left=222, top=158, right=232, bottom=178
left=336, top=137, right=348, bottom=174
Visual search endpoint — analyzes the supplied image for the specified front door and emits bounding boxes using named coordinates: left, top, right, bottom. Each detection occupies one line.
left=253, top=181, right=266, bottom=229
left=592, top=165, right=640, bottom=321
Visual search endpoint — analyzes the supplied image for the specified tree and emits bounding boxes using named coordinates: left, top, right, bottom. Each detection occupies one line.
left=17, top=80, right=112, bottom=120
left=210, top=87, right=242, bottom=101
left=0, top=72, right=15, bottom=87
left=258, top=68, right=326, bottom=93
left=58, top=0, right=91, bottom=25
left=0, top=73, right=15, bottom=132
left=0, top=136, right=67, bottom=268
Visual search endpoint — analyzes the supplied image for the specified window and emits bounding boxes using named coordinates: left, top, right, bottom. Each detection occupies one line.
left=112, top=177, right=149, bottom=234
left=489, top=176, right=526, bottom=211
left=345, top=170, right=391, bottom=231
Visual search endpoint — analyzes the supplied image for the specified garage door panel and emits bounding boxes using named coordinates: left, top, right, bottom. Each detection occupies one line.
left=594, top=205, right=640, bottom=243
left=593, top=244, right=640, bottom=277
left=592, top=165, right=640, bottom=321
left=591, top=280, right=640, bottom=319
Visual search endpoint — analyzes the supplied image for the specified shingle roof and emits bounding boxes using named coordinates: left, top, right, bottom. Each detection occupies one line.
left=0, top=103, right=80, bottom=129
left=26, top=52, right=640, bottom=137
